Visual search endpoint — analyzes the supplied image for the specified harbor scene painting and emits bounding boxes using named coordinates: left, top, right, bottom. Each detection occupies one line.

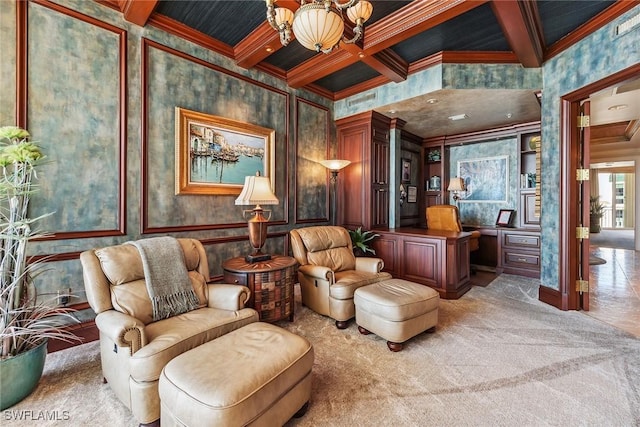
left=175, top=107, right=275, bottom=195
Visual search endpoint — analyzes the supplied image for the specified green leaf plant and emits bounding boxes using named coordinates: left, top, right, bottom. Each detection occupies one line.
left=348, top=227, right=380, bottom=256
left=0, top=126, right=80, bottom=359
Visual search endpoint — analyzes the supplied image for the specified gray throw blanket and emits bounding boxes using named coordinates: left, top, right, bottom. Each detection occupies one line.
left=127, top=236, right=200, bottom=321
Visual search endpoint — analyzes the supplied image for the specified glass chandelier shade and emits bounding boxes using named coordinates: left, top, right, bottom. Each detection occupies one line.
left=293, top=4, right=344, bottom=52
left=266, top=0, right=373, bottom=53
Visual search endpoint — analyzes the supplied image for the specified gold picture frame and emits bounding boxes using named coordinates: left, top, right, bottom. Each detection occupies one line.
left=175, top=107, right=275, bottom=195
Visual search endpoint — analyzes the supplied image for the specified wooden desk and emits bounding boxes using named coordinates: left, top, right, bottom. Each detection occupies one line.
left=463, top=225, right=541, bottom=278
left=463, top=225, right=499, bottom=269
left=371, top=228, right=471, bottom=299
left=222, top=255, right=297, bottom=322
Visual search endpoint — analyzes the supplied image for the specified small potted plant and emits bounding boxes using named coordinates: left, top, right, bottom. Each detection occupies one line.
left=589, top=195, right=605, bottom=233
left=348, top=227, right=379, bottom=257
left=0, top=126, right=79, bottom=410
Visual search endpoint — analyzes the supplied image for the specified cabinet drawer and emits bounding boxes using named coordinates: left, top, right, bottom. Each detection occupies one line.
left=504, top=233, right=539, bottom=248
left=223, top=272, right=247, bottom=285
left=504, top=251, right=540, bottom=268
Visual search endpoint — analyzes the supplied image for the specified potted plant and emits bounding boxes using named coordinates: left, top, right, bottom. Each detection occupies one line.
left=348, top=227, right=379, bottom=256
left=0, top=126, right=79, bottom=410
left=589, top=195, right=605, bottom=233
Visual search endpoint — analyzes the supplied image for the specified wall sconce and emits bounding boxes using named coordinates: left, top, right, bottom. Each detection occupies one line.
left=319, top=159, right=351, bottom=225
left=235, top=172, right=279, bottom=263
left=447, top=177, right=466, bottom=206
left=399, top=183, right=407, bottom=206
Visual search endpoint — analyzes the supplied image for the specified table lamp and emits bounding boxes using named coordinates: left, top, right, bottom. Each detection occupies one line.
left=447, top=177, right=466, bottom=205
left=235, top=172, right=279, bottom=262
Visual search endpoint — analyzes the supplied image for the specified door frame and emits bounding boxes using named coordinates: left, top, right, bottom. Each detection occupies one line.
left=557, top=63, right=640, bottom=310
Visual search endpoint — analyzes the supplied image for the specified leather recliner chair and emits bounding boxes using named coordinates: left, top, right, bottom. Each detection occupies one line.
left=80, top=238, right=259, bottom=426
left=426, top=204, right=481, bottom=252
left=289, top=226, right=391, bottom=329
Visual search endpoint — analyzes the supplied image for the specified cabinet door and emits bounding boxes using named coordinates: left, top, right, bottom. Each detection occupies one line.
left=520, top=190, right=540, bottom=227
left=372, top=139, right=389, bottom=227
left=372, top=186, right=389, bottom=228
left=372, top=139, right=389, bottom=186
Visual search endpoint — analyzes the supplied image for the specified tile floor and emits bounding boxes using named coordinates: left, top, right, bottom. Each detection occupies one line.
left=588, top=246, right=640, bottom=338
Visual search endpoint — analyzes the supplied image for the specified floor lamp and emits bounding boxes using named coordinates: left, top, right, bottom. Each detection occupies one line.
left=319, top=160, right=351, bottom=225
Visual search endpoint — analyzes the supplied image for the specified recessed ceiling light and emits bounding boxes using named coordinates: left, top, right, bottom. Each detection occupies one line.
left=388, top=110, right=396, bottom=114
left=506, top=113, right=512, bottom=119
left=426, top=98, right=438, bottom=104
left=448, top=114, right=468, bottom=121
left=608, top=104, right=628, bottom=111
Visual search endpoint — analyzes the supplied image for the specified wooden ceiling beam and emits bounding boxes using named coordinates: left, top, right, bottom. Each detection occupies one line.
left=341, top=38, right=408, bottom=83
left=365, top=49, right=408, bottom=83
left=490, top=0, right=544, bottom=68
left=235, top=22, right=285, bottom=69
left=287, top=0, right=485, bottom=89
left=120, top=0, right=158, bottom=26
left=364, top=0, right=488, bottom=51
left=235, top=1, right=300, bottom=69
left=288, top=49, right=356, bottom=88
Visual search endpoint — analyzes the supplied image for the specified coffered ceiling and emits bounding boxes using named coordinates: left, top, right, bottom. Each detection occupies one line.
left=102, top=0, right=638, bottom=142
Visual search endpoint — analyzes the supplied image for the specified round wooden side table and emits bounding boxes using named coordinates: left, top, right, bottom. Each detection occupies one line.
left=222, top=255, right=297, bottom=322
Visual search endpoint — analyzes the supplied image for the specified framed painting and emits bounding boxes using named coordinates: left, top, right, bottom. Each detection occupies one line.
left=407, top=185, right=417, bottom=203
left=401, top=158, right=411, bottom=183
left=175, top=107, right=275, bottom=195
left=496, top=209, right=515, bottom=227
left=457, top=155, right=508, bottom=202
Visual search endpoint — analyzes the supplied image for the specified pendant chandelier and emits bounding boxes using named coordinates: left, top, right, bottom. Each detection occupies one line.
left=265, top=0, right=373, bottom=54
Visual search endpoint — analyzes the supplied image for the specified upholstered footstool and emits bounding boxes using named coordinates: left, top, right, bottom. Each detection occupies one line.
left=354, top=279, right=439, bottom=352
left=159, top=322, right=314, bottom=427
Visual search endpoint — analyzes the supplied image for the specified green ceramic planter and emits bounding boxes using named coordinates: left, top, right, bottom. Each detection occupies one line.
left=0, top=339, right=47, bottom=410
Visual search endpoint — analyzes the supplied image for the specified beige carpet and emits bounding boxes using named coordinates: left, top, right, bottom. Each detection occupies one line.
left=5, top=274, right=640, bottom=426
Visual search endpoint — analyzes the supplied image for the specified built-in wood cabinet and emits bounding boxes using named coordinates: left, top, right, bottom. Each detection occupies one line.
left=496, top=228, right=541, bottom=278
left=423, top=140, right=446, bottom=209
left=336, top=111, right=391, bottom=230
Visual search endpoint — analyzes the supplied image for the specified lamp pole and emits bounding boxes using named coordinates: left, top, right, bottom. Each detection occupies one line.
left=330, top=170, right=338, bottom=225
left=319, top=159, right=351, bottom=227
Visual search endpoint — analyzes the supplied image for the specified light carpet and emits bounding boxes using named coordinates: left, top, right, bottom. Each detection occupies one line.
left=5, top=274, right=640, bottom=426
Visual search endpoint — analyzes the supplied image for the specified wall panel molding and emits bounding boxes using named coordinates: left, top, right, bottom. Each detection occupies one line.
left=19, top=0, right=127, bottom=240
left=141, top=38, right=290, bottom=234
left=295, top=97, right=330, bottom=224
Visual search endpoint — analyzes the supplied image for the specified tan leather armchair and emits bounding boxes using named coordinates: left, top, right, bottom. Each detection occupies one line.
left=290, top=226, right=391, bottom=329
left=80, top=238, right=259, bottom=426
left=426, top=204, right=481, bottom=252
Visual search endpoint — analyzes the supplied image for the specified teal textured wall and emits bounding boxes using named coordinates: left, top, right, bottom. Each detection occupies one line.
left=0, top=0, right=334, bottom=314
left=539, top=6, right=640, bottom=290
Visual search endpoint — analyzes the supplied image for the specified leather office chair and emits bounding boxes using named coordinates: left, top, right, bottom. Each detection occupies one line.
left=426, top=204, right=480, bottom=253
left=80, top=238, right=259, bottom=426
left=289, top=226, right=391, bottom=329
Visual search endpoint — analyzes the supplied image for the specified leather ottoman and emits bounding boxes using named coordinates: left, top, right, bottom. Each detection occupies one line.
left=159, top=322, right=314, bottom=426
left=354, top=279, right=439, bottom=352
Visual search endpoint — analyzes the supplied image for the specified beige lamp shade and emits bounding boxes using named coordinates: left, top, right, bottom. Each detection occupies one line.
left=235, top=173, right=278, bottom=262
left=346, top=0, right=373, bottom=24
left=274, top=7, right=294, bottom=27
left=293, top=3, right=344, bottom=51
left=235, top=174, right=279, bottom=206
left=319, top=159, right=351, bottom=171
left=447, top=177, right=466, bottom=192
